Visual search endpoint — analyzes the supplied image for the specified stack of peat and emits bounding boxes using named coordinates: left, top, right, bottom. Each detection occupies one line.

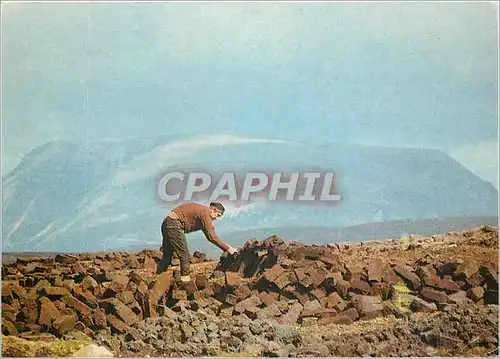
left=213, top=235, right=498, bottom=326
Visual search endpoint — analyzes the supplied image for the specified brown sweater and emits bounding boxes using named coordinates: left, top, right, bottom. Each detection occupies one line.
left=171, top=203, right=230, bottom=251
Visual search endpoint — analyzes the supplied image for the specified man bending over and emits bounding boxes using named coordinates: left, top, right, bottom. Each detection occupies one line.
left=156, top=202, right=238, bottom=281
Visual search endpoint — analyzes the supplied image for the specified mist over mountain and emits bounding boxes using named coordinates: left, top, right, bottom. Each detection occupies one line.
left=2, top=134, right=497, bottom=253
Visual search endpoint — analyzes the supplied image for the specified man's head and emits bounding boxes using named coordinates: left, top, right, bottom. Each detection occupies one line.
left=209, top=202, right=225, bottom=220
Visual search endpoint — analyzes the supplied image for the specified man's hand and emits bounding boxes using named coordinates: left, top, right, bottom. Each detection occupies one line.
left=227, top=246, right=238, bottom=255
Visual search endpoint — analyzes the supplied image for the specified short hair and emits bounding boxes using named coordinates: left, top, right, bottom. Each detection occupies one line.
left=210, top=202, right=225, bottom=214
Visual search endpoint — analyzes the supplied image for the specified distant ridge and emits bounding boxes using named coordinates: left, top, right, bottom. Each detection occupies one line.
left=226, top=216, right=499, bottom=245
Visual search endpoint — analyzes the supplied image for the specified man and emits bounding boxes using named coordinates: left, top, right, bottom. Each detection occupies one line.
left=156, top=202, right=237, bottom=281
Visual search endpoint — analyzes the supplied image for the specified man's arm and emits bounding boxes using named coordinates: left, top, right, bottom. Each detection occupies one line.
left=200, top=215, right=233, bottom=252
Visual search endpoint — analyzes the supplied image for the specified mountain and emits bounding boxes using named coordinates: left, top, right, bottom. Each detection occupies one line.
left=2, top=134, right=498, bottom=252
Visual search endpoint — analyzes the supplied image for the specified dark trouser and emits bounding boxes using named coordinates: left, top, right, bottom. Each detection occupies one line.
left=156, top=217, right=191, bottom=276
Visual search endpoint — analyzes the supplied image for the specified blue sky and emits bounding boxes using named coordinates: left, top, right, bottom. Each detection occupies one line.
left=2, top=2, right=498, bottom=187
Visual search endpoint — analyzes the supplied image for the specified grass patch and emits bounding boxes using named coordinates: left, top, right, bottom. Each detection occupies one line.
left=392, top=281, right=412, bottom=313
left=480, top=224, right=494, bottom=233
left=290, top=323, right=311, bottom=335
left=209, top=276, right=226, bottom=286
left=399, top=235, right=412, bottom=246
left=1, top=335, right=91, bottom=357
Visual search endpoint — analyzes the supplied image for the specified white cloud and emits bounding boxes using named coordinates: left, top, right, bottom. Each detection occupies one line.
left=113, top=134, right=297, bottom=186
left=222, top=201, right=267, bottom=219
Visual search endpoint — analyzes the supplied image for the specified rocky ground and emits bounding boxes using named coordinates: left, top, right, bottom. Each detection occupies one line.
left=1, top=225, right=498, bottom=357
